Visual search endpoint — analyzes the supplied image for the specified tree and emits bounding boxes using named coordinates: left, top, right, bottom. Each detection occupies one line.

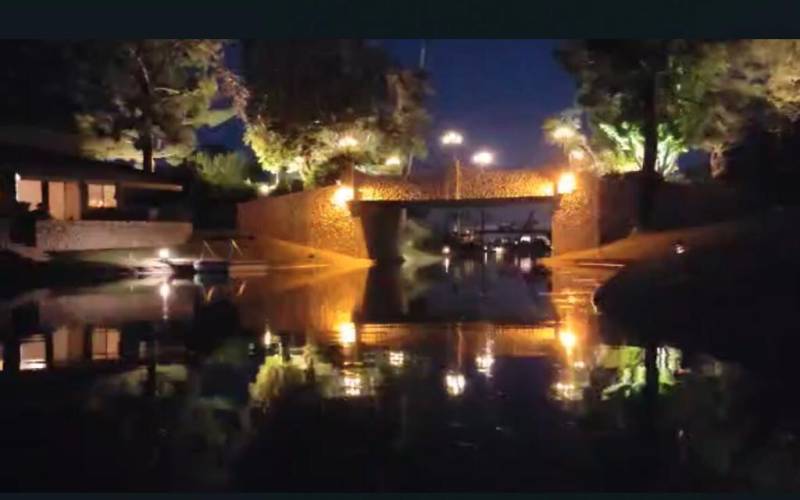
left=76, top=40, right=247, bottom=172
left=189, top=150, right=254, bottom=190
left=0, top=40, right=247, bottom=171
left=241, top=40, right=430, bottom=187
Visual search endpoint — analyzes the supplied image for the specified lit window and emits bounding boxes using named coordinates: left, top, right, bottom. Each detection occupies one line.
left=16, top=178, right=43, bottom=210
left=88, top=184, right=117, bottom=208
left=91, top=327, right=120, bottom=360
left=20, top=336, right=46, bottom=371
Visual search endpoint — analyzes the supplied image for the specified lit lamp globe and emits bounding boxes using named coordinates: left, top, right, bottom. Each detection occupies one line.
left=441, top=130, right=464, bottom=146
left=471, top=150, right=494, bottom=167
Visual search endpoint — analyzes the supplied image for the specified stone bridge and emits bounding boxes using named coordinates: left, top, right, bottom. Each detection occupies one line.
left=238, top=165, right=596, bottom=263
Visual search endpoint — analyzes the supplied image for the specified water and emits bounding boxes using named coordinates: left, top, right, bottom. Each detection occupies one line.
left=0, top=254, right=798, bottom=491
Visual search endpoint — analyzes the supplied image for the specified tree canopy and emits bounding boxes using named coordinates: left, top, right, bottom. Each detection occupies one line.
left=0, top=40, right=246, bottom=172
left=241, top=40, right=430, bottom=186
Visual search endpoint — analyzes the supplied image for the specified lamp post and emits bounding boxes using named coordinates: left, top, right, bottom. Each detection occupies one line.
left=441, top=130, right=465, bottom=234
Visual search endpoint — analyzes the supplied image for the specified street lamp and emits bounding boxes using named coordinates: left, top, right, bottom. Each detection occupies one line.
left=471, top=150, right=494, bottom=167
left=551, top=125, right=576, bottom=142
left=441, top=130, right=464, bottom=146
left=385, top=155, right=402, bottom=167
left=337, top=135, right=359, bottom=149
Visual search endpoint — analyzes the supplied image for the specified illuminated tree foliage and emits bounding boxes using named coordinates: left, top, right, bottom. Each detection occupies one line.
left=241, top=40, right=430, bottom=187
left=189, top=150, right=254, bottom=190
left=0, top=40, right=246, bottom=172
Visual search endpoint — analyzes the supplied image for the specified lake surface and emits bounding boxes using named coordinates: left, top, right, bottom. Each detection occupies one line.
left=0, top=254, right=799, bottom=491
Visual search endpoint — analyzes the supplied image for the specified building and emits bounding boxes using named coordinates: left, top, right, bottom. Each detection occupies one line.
left=0, top=145, right=193, bottom=254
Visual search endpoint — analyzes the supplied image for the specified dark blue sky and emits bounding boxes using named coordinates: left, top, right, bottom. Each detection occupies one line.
left=199, top=40, right=576, bottom=169
left=378, top=39, right=575, bottom=168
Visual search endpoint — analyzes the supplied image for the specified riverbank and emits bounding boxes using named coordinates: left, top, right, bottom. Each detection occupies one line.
left=571, top=207, right=800, bottom=374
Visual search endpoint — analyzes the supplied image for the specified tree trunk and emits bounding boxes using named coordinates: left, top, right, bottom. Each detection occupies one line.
left=142, top=115, right=154, bottom=173
left=639, top=72, right=659, bottom=230
left=709, top=146, right=727, bottom=178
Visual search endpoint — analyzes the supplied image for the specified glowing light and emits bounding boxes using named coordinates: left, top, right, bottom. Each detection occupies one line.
left=385, top=155, right=402, bottom=166
left=494, top=246, right=504, bottom=253
left=674, top=243, right=686, bottom=255
left=332, top=186, right=354, bottom=208
left=559, top=330, right=577, bottom=352
left=471, top=150, right=495, bottom=167
left=552, top=125, right=576, bottom=142
left=441, top=130, right=464, bottom=146
left=337, top=135, right=359, bottom=148
left=389, top=351, right=405, bottom=367
left=342, top=372, right=362, bottom=397
left=557, top=172, right=577, bottom=194
left=519, top=257, right=533, bottom=273
left=263, top=326, right=272, bottom=347
left=519, top=235, right=532, bottom=243
left=442, top=245, right=451, bottom=255
left=476, top=353, right=495, bottom=376
left=157, top=248, right=170, bottom=260
left=258, top=183, right=272, bottom=195
left=443, top=256, right=451, bottom=274
left=159, top=282, right=171, bottom=300
left=338, top=322, right=357, bottom=345
left=445, top=371, right=466, bottom=396
left=569, top=148, right=586, bottom=161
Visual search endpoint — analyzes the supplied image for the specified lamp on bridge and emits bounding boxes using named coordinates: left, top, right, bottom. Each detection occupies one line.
left=557, top=171, right=577, bottom=195
left=471, top=149, right=495, bottom=167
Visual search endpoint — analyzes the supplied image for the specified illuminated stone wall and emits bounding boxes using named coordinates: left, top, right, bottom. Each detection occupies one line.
left=238, top=186, right=371, bottom=260
left=551, top=173, right=600, bottom=255
left=35, top=220, right=192, bottom=252
left=355, top=165, right=556, bottom=201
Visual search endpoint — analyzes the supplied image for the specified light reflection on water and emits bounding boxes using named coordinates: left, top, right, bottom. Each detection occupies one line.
left=0, top=257, right=796, bottom=491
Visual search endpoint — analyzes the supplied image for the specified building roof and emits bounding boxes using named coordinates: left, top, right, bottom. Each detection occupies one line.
left=1, top=145, right=184, bottom=191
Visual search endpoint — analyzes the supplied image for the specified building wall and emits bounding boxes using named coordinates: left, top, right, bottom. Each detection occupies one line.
left=551, top=173, right=600, bottom=255
left=238, top=186, right=371, bottom=260
left=35, top=220, right=192, bottom=252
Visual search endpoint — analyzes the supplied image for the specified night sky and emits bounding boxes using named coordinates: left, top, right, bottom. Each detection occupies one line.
left=199, top=39, right=576, bottom=170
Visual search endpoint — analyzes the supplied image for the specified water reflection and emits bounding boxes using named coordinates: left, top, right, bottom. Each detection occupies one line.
left=0, top=256, right=797, bottom=491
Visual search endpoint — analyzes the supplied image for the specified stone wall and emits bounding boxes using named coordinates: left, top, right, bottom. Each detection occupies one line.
left=354, top=165, right=556, bottom=201
left=550, top=173, right=758, bottom=255
left=551, top=173, right=600, bottom=255
left=35, top=220, right=192, bottom=252
left=238, top=186, right=371, bottom=260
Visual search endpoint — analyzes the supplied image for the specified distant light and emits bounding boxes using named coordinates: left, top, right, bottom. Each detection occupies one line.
left=385, top=155, right=403, bottom=167
left=159, top=282, right=171, bottom=300
left=442, top=245, right=451, bottom=255
left=332, top=186, right=354, bottom=208
left=14, top=173, right=21, bottom=182
left=494, top=246, right=504, bottom=253
left=157, top=248, right=170, bottom=260
left=559, top=330, right=577, bottom=351
left=445, top=371, right=466, bottom=397
left=389, top=351, right=405, bottom=367
left=337, top=135, right=359, bottom=149
left=443, top=256, right=451, bottom=273
left=472, top=150, right=494, bottom=167
left=519, top=257, right=533, bottom=273
left=441, top=130, right=464, bottom=146
left=519, top=235, right=532, bottom=243
left=338, top=322, right=357, bottom=345
left=342, top=371, right=362, bottom=397
left=674, top=242, right=686, bottom=255
left=569, top=148, right=586, bottom=162
left=476, top=353, right=495, bottom=376
left=258, top=184, right=272, bottom=195
left=263, top=326, right=272, bottom=347
left=557, top=172, right=577, bottom=194
left=552, top=125, right=576, bottom=141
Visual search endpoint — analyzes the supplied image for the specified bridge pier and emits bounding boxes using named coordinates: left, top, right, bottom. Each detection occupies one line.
left=354, top=203, right=404, bottom=263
